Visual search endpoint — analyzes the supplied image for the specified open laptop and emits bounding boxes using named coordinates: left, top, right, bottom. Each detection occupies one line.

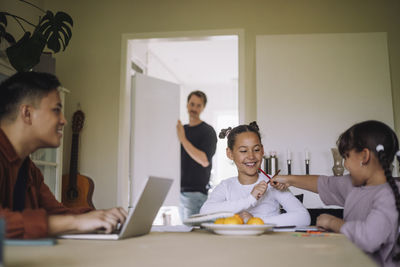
left=59, top=176, right=173, bottom=240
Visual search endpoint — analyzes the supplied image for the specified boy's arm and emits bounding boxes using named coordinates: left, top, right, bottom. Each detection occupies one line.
left=271, top=175, right=319, bottom=193
left=48, top=207, right=128, bottom=236
left=1, top=206, right=127, bottom=239
left=2, top=164, right=126, bottom=238
left=1, top=208, right=49, bottom=239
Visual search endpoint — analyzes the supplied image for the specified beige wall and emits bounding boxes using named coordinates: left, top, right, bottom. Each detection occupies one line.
left=12, top=0, right=398, bottom=208
left=1, top=0, right=44, bottom=41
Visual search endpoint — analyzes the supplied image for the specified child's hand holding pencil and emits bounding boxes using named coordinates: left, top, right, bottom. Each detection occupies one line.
left=258, top=168, right=281, bottom=184
left=251, top=180, right=268, bottom=200
left=252, top=169, right=282, bottom=199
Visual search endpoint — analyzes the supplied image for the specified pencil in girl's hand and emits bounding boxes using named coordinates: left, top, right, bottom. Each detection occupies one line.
left=258, top=168, right=275, bottom=184
left=258, top=168, right=271, bottom=180
left=273, top=169, right=281, bottom=178
left=258, top=168, right=281, bottom=184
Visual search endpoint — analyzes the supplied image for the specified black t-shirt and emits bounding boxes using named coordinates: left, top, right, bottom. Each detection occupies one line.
left=181, top=122, right=217, bottom=194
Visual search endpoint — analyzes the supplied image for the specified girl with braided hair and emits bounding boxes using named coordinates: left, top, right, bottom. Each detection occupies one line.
left=271, top=120, right=400, bottom=267
left=200, top=121, right=310, bottom=226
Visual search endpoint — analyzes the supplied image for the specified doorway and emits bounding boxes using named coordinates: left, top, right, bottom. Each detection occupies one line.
left=118, top=30, right=244, bottom=223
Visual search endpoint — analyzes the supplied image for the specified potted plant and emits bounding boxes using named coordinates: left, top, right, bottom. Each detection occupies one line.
left=0, top=0, right=73, bottom=72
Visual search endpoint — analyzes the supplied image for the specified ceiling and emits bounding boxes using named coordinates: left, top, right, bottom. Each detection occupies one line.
left=131, top=35, right=238, bottom=87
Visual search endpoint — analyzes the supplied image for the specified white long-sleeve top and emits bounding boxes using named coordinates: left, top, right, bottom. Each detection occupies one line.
left=200, top=176, right=310, bottom=226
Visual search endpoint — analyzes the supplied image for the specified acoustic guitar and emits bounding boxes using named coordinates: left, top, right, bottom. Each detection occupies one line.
left=62, top=110, right=95, bottom=209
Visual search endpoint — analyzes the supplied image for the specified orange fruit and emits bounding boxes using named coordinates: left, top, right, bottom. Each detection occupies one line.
left=224, top=216, right=243, bottom=225
left=246, top=217, right=264, bottom=225
left=214, top=218, right=225, bottom=224
left=234, top=214, right=244, bottom=224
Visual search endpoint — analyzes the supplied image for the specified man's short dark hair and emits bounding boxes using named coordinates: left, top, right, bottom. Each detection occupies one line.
left=187, top=90, right=207, bottom=106
left=0, top=71, right=61, bottom=121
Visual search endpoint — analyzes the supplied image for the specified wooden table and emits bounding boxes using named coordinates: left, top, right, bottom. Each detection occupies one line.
left=4, top=230, right=375, bottom=267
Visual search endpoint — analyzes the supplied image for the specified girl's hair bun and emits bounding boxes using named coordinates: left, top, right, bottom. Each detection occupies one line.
left=219, top=127, right=232, bottom=139
left=249, top=121, right=259, bottom=131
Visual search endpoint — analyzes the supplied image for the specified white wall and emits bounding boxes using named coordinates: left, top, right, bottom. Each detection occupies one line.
left=256, top=33, right=394, bottom=208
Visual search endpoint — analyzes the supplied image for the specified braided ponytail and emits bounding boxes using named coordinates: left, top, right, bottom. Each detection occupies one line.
left=377, top=147, right=400, bottom=261
left=395, top=151, right=400, bottom=261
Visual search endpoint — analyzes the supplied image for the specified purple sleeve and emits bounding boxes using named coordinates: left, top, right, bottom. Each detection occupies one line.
left=317, top=175, right=353, bottom=207
left=340, top=189, right=397, bottom=253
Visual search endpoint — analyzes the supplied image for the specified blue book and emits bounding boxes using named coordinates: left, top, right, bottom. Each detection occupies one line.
left=4, top=238, right=57, bottom=246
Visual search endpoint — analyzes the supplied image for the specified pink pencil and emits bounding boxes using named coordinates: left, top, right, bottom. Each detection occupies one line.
left=258, top=168, right=271, bottom=179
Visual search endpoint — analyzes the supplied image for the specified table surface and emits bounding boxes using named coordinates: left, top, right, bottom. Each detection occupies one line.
left=4, top=229, right=375, bottom=267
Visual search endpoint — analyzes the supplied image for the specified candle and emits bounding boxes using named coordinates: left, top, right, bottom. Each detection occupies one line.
left=305, top=150, right=310, bottom=175
left=287, top=150, right=292, bottom=175
left=287, top=149, right=291, bottom=160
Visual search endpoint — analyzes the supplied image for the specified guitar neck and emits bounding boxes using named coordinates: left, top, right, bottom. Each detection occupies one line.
left=69, top=133, right=80, bottom=186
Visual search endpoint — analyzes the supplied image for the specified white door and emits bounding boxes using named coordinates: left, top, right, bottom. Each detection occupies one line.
left=130, top=73, right=180, bottom=207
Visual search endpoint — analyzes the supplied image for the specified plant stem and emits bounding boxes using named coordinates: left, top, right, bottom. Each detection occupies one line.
left=12, top=16, right=27, bottom=32
left=19, top=0, right=46, bottom=13
left=3, top=12, right=36, bottom=28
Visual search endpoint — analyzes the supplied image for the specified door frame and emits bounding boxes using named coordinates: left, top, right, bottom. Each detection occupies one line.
left=118, top=29, right=245, bottom=207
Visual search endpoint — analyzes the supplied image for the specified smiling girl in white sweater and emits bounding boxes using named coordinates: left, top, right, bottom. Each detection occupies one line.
left=200, top=121, right=310, bottom=226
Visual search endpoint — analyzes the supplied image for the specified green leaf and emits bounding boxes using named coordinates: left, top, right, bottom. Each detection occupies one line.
left=4, top=32, right=15, bottom=44
left=37, top=11, right=73, bottom=53
left=0, top=14, right=16, bottom=45
left=55, top=11, right=73, bottom=27
left=0, top=25, right=16, bottom=44
left=6, top=31, right=46, bottom=72
left=0, top=12, right=7, bottom=26
left=47, top=33, right=61, bottom=53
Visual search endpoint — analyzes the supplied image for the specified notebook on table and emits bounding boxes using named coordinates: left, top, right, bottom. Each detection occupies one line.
left=183, top=211, right=235, bottom=226
left=58, top=176, right=173, bottom=240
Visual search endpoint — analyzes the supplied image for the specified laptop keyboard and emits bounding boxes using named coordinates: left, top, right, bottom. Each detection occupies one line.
left=95, top=223, right=122, bottom=235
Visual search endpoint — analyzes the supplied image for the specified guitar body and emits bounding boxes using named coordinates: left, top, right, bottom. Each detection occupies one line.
left=61, top=110, right=95, bottom=209
left=62, top=173, right=95, bottom=209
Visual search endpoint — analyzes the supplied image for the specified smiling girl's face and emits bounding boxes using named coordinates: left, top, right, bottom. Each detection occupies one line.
left=227, top=131, right=264, bottom=181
